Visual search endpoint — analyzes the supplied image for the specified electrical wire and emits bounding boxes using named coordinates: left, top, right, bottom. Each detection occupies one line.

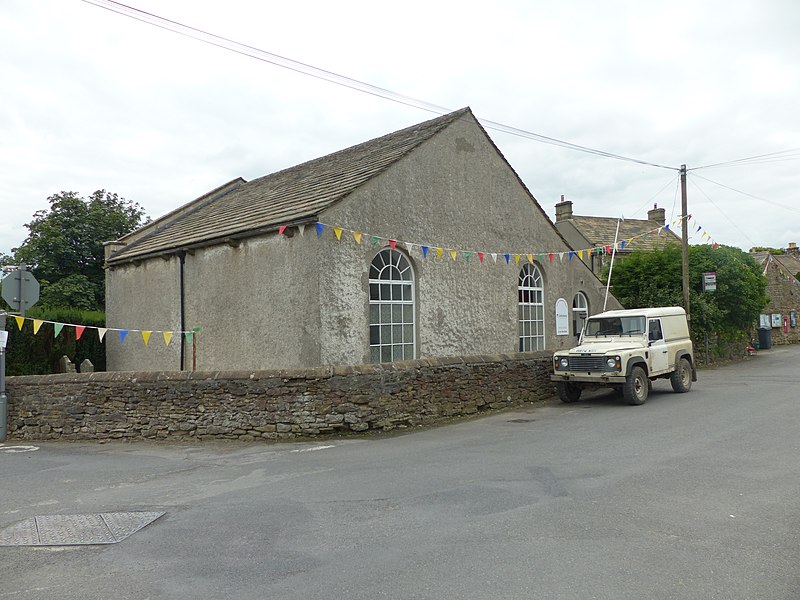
left=690, top=148, right=800, bottom=171
left=691, top=173, right=800, bottom=214
left=688, top=176, right=757, bottom=248
left=80, top=0, right=679, bottom=171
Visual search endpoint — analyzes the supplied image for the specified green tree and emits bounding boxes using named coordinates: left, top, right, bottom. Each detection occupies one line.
left=609, top=244, right=769, bottom=340
left=13, top=190, right=146, bottom=310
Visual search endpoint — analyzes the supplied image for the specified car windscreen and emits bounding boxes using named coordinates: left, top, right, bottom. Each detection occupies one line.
left=584, top=316, right=646, bottom=336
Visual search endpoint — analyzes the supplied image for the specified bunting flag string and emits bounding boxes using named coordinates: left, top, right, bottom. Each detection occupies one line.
left=281, top=214, right=721, bottom=266
left=6, top=315, right=200, bottom=347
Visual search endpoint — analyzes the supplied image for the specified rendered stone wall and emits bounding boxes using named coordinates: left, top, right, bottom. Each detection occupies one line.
left=6, top=352, right=555, bottom=442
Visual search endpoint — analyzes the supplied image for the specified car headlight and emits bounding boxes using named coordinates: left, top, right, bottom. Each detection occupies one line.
left=559, top=357, right=569, bottom=369
left=606, top=357, right=616, bottom=368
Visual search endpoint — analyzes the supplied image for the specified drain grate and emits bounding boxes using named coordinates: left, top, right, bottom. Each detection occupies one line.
left=0, top=511, right=165, bottom=547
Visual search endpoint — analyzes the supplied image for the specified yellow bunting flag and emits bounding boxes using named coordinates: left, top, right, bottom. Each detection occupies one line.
left=14, top=316, right=24, bottom=330
left=141, top=331, right=152, bottom=346
left=449, top=250, right=458, bottom=261
left=163, top=331, right=173, bottom=346
left=526, top=253, right=533, bottom=263
left=436, top=247, right=444, bottom=259
left=353, top=231, right=362, bottom=245
left=33, top=320, right=43, bottom=335
left=578, top=250, right=585, bottom=260
left=333, top=227, right=343, bottom=241
left=514, top=254, right=520, bottom=264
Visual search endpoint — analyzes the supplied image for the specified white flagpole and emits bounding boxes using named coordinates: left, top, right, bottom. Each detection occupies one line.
left=604, top=217, right=623, bottom=311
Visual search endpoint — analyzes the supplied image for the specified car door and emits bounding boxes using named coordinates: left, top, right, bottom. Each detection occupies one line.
left=648, top=318, right=669, bottom=374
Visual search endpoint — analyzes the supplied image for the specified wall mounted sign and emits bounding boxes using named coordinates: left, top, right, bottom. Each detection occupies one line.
left=791, top=310, right=798, bottom=328
left=555, top=298, right=569, bottom=336
left=702, top=271, right=717, bottom=292
left=759, top=314, right=771, bottom=329
left=771, top=313, right=783, bottom=328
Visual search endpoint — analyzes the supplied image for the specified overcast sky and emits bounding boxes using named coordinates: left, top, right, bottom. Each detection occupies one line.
left=1, top=0, right=798, bottom=258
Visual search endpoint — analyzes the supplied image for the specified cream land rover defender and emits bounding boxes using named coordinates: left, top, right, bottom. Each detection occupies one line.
left=551, top=307, right=696, bottom=405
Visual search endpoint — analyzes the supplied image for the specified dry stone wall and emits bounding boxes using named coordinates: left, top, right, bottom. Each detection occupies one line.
left=6, top=352, right=555, bottom=442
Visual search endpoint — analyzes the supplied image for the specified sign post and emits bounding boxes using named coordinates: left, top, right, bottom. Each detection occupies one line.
left=0, top=265, right=40, bottom=441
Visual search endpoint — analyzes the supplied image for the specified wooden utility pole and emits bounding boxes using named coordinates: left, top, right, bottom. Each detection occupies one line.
left=680, top=164, right=690, bottom=320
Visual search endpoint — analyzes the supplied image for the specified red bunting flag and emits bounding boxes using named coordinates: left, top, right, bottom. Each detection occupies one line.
left=389, top=239, right=397, bottom=250
left=478, top=251, right=485, bottom=264
left=75, top=325, right=86, bottom=340
left=278, top=225, right=287, bottom=235
left=548, top=253, right=554, bottom=264
left=605, top=245, right=611, bottom=254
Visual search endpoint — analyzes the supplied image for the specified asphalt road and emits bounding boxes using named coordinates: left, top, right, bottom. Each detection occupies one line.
left=2, top=345, right=800, bottom=600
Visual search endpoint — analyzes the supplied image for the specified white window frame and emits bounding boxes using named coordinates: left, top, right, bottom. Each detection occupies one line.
left=518, top=264, right=545, bottom=351
left=572, top=292, right=589, bottom=337
left=368, top=248, right=416, bottom=363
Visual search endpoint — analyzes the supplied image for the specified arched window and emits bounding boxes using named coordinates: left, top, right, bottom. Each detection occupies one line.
left=572, top=292, right=589, bottom=337
left=369, top=249, right=415, bottom=363
left=518, top=264, right=544, bottom=351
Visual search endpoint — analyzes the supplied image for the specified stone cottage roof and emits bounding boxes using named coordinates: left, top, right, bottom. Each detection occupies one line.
left=567, top=215, right=681, bottom=251
left=107, top=108, right=474, bottom=265
left=751, top=252, right=800, bottom=281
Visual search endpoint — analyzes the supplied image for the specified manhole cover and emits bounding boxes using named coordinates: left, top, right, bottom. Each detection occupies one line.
left=0, top=512, right=165, bottom=547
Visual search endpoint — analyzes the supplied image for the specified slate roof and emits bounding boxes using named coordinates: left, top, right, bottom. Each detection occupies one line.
left=751, top=252, right=800, bottom=281
left=566, top=215, right=681, bottom=251
left=107, top=108, right=473, bottom=265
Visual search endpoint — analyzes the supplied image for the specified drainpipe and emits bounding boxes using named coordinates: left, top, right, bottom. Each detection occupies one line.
left=178, top=251, right=186, bottom=371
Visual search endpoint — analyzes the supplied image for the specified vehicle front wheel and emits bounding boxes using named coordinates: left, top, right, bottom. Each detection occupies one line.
left=556, top=381, right=582, bottom=403
left=670, top=357, right=693, bottom=393
left=623, top=366, right=649, bottom=405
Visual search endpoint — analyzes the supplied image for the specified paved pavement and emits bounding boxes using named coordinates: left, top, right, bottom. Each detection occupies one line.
left=2, top=345, right=800, bottom=599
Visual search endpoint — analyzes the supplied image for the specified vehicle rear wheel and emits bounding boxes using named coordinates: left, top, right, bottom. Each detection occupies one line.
left=556, top=381, right=582, bottom=403
left=623, top=366, right=649, bottom=405
left=670, top=357, right=693, bottom=393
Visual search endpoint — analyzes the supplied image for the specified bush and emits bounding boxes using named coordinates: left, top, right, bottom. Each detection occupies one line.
left=3, top=307, right=106, bottom=375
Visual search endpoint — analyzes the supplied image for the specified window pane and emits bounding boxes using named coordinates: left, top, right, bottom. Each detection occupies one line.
left=392, top=324, right=403, bottom=342
left=381, top=325, right=391, bottom=344
left=370, top=325, right=380, bottom=345
left=403, top=325, right=413, bottom=341
left=401, top=285, right=411, bottom=301
left=369, top=304, right=379, bottom=324
left=380, top=305, right=391, bottom=321
left=370, top=283, right=379, bottom=300
left=380, top=284, right=390, bottom=300
left=381, top=346, right=392, bottom=362
left=392, top=284, right=403, bottom=300
left=370, top=346, right=380, bottom=363
left=403, top=344, right=414, bottom=360
left=392, top=305, right=402, bottom=322
left=403, top=305, right=413, bottom=322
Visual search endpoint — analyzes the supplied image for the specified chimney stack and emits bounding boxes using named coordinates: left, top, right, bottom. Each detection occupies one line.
left=555, top=195, right=573, bottom=222
left=647, top=203, right=666, bottom=225
left=787, top=242, right=799, bottom=257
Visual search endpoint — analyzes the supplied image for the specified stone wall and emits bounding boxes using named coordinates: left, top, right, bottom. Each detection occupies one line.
left=762, top=268, right=800, bottom=345
left=6, top=352, right=555, bottom=442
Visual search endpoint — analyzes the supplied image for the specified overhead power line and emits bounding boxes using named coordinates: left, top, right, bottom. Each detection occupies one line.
left=691, top=173, right=800, bottom=214
left=80, top=0, right=678, bottom=171
left=691, top=148, right=800, bottom=171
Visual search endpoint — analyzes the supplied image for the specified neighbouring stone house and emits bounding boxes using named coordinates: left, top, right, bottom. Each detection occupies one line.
left=553, top=198, right=682, bottom=276
left=104, top=108, right=622, bottom=372
left=751, top=244, right=800, bottom=345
